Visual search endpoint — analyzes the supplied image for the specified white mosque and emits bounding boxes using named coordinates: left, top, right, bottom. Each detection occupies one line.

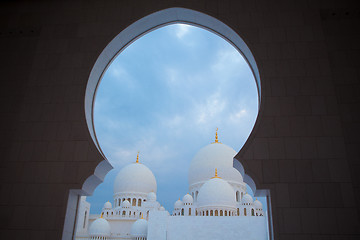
left=75, top=131, right=268, bottom=240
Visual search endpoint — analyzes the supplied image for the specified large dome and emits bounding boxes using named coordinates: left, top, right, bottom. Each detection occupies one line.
left=89, top=217, right=111, bottom=237
left=197, top=176, right=236, bottom=209
left=188, top=143, right=243, bottom=186
left=114, top=162, right=157, bottom=194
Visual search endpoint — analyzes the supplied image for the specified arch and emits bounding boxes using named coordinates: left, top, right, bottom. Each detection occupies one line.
left=64, top=6, right=272, bottom=240
left=181, top=208, right=184, bottom=216
left=220, top=210, right=223, bottom=216
left=251, top=208, right=255, bottom=216
left=236, top=191, right=240, bottom=202
left=84, top=7, right=261, bottom=159
left=210, top=210, right=213, bottom=216
left=225, top=210, right=227, bottom=216
left=132, top=198, right=136, bottom=206
left=237, top=208, right=240, bottom=216
left=189, top=208, right=191, bottom=216
left=138, top=199, right=142, bottom=207
left=244, top=208, right=247, bottom=216
left=215, top=210, right=218, bottom=216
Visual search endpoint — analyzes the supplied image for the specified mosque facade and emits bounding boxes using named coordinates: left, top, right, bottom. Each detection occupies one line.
left=75, top=132, right=268, bottom=240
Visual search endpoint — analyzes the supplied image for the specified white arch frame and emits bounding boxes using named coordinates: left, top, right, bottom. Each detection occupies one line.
left=63, top=7, right=272, bottom=240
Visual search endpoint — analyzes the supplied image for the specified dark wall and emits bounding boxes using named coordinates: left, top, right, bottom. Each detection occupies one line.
left=0, top=0, right=359, bottom=239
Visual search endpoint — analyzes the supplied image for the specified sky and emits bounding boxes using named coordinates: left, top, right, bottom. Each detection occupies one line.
left=87, top=23, right=262, bottom=213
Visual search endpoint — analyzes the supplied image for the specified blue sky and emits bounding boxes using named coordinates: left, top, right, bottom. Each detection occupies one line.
left=88, top=23, right=261, bottom=213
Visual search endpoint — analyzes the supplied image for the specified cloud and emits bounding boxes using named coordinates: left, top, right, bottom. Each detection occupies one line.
left=193, top=92, right=227, bottom=125
left=229, top=109, right=248, bottom=122
left=175, top=24, right=191, bottom=39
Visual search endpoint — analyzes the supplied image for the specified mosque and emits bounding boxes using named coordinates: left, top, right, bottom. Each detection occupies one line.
left=75, top=131, right=268, bottom=240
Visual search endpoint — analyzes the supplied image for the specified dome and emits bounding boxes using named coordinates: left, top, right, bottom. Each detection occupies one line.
left=188, top=143, right=243, bottom=186
left=254, top=199, right=262, bottom=209
left=242, top=193, right=253, bottom=205
left=159, top=206, right=165, bottom=211
left=197, top=176, right=236, bottom=209
left=174, top=199, right=183, bottom=209
left=182, top=193, right=193, bottom=204
left=190, top=143, right=236, bottom=169
left=122, top=200, right=131, bottom=208
left=147, top=191, right=156, bottom=202
left=114, top=162, right=157, bottom=194
left=103, top=201, right=112, bottom=209
left=131, top=218, right=148, bottom=237
left=89, top=217, right=111, bottom=237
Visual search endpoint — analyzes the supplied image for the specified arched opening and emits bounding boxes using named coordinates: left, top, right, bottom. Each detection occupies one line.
left=138, top=199, right=142, bottom=207
left=65, top=7, right=273, bottom=240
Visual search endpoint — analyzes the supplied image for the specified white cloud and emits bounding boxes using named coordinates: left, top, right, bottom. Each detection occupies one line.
left=229, top=109, right=248, bottom=122
left=194, top=92, right=227, bottom=125
left=175, top=24, right=191, bottom=39
left=211, top=48, right=245, bottom=75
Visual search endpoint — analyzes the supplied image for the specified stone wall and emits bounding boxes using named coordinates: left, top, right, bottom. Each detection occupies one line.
left=0, top=0, right=359, bottom=239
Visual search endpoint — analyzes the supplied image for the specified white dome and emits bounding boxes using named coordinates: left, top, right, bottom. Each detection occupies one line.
left=182, top=193, right=193, bottom=204
left=103, top=201, right=112, bottom=209
left=188, top=143, right=243, bottom=186
left=147, top=191, right=156, bottom=202
left=174, top=199, right=183, bottom=209
left=254, top=199, right=262, bottom=209
left=197, top=177, right=236, bottom=209
left=131, top=218, right=148, bottom=237
left=122, top=200, right=131, bottom=208
left=114, top=162, right=157, bottom=194
left=159, top=206, right=165, bottom=211
left=242, top=193, right=253, bottom=204
left=89, top=217, right=111, bottom=237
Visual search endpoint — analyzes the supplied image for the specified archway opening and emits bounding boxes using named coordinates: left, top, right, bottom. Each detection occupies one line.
left=63, top=7, right=272, bottom=240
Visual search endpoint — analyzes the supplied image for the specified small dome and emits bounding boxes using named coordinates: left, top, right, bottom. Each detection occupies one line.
left=197, top=177, right=236, bottom=209
left=254, top=199, right=262, bottom=209
left=242, top=193, right=253, bottom=205
left=159, top=206, right=165, bottom=211
left=174, top=199, right=183, bottom=209
left=131, top=218, right=148, bottom=237
left=89, top=217, right=111, bottom=237
left=103, top=201, right=112, bottom=209
left=114, top=162, right=157, bottom=195
left=182, top=193, right=193, bottom=204
left=122, top=200, right=131, bottom=208
left=147, top=191, right=156, bottom=202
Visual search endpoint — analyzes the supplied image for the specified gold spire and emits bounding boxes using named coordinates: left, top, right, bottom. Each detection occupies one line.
left=100, top=212, right=103, bottom=218
left=141, top=213, right=144, bottom=219
left=136, top=151, right=140, bottom=163
left=211, top=168, right=221, bottom=179
left=212, top=128, right=221, bottom=144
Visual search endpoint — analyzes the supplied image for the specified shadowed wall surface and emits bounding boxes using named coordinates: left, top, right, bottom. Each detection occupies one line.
left=0, top=0, right=359, bottom=239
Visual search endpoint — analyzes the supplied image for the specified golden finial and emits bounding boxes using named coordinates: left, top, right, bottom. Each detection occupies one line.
left=211, top=168, right=221, bottom=179
left=136, top=151, right=140, bottom=163
left=100, top=212, right=103, bottom=218
left=212, top=128, right=221, bottom=144
left=141, top=213, right=144, bottom=219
